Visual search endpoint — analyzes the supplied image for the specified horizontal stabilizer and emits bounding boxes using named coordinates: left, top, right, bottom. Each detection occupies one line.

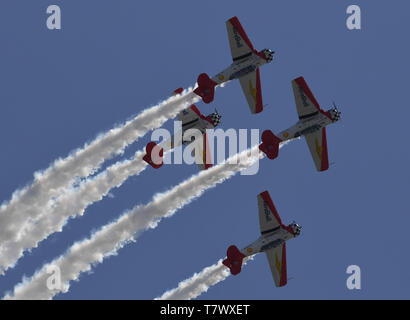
left=193, top=73, right=217, bottom=104
left=222, top=245, right=245, bottom=275
left=259, top=130, right=282, bottom=159
left=143, top=142, right=164, bottom=169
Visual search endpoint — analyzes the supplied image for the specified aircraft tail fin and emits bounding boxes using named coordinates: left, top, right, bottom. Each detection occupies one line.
left=259, top=130, right=282, bottom=160
left=143, top=142, right=164, bottom=169
left=222, top=245, right=245, bottom=275
left=194, top=73, right=217, bottom=104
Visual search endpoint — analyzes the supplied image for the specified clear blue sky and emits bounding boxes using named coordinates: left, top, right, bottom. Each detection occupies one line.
left=0, top=0, right=409, bottom=299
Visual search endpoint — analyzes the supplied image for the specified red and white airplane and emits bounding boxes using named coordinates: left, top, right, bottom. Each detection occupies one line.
left=143, top=100, right=221, bottom=170
left=223, top=190, right=301, bottom=287
left=193, top=16, right=274, bottom=114
left=259, top=76, right=341, bottom=171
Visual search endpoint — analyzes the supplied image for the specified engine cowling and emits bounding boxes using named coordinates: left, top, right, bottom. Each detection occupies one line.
left=261, top=48, right=274, bottom=62
left=328, top=106, right=341, bottom=122
left=206, top=112, right=222, bottom=127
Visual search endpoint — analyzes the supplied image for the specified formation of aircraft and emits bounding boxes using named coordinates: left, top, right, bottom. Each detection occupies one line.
left=223, top=190, right=301, bottom=287
left=259, top=76, right=341, bottom=171
left=193, top=16, right=274, bottom=114
left=144, top=16, right=341, bottom=287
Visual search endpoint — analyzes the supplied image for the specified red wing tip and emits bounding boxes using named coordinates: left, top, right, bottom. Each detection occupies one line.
left=320, top=127, right=329, bottom=171
left=259, top=190, right=269, bottom=198
left=293, top=76, right=305, bottom=82
left=228, top=16, right=239, bottom=23
left=293, top=76, right=308, bottom=88
left=319, top=166, right=329, bottom=172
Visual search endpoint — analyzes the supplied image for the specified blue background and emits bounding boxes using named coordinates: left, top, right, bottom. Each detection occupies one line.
left=0, top=0, right=409, bottom=299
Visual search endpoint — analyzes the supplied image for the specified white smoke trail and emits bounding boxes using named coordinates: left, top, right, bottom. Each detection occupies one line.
left=157, top=260, right=229, bottom=300
left=0, top=89, right=198, bottom=258
left=0, top=151, right=148, bottom=274
left=4, top=145, right=263, bottom=300
left=157, top=257, right=253, bottom=300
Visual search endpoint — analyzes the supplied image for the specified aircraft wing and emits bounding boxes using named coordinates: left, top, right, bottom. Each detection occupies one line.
left=196, top=132, right=213, bottom=170
left=238, top=69, right=263, bottom=114
left=257, top=191, right=283, bottom=235
left=226, top=16, right=256, bottom=62
left=292, top=76, right=324, bottom=119
left=178, top=105, right=202, bottom=127
left=265, top=243, right=287, bottom=287
left=186, top=131, right=213, bottom=170
left=178, top=105, right=214, bottom=129
left=304, top=127, right=329, bottom=172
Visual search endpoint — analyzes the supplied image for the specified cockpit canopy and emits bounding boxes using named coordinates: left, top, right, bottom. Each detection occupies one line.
left=290, top=222, right=302, bottom=237
left=261, top=48, right=274, bottom=62
left=207, top=111, right=222, bottom=127
left=329, top=106, right=341, bottom=123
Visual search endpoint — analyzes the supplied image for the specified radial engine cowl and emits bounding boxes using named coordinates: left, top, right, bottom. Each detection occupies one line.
left=329, top=107, right=341, bottom=122
left=262, top=48, right=274, bottom=62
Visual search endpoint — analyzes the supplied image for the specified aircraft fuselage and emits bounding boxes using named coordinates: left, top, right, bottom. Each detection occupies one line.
left=211, top=52, right=269, bottom=85
left=240, top=227, right=295, bottom=258
left=277, top=110, right=334, bottom=142
left=159, top=118, right=212, bottom=152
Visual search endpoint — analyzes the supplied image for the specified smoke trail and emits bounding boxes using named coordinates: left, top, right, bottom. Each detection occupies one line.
left=4, top=145, right=262, bottom=300
left=157, top=260, right=229, bottom=300
left=157, top=258, right=253, bottom=300
left=0, top=89, right=198, bottom=255
left=0, top=151, right=148, bottom=274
